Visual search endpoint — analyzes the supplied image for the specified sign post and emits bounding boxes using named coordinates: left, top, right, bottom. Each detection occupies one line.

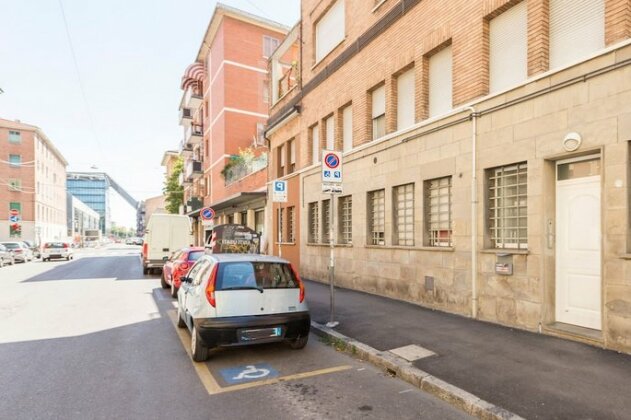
left=321, top=150, right=343, bottom=328
left=272, top=180, right=288, bottom=258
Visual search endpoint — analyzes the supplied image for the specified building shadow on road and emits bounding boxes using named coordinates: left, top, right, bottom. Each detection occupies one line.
left=22, top=256, right=160, bottom=282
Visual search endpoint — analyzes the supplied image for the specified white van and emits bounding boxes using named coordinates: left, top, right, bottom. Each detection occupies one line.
left=142, top=214, right=193, bottom=275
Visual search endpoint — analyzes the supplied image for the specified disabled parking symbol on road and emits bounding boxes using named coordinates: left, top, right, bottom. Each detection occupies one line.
left=219, top=363, right=279, bottom=385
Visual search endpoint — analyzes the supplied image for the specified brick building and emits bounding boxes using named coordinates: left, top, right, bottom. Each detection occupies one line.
left=176, top=3, right=288, bottom=246
left=266, top=0, right=631, bottom=353
left=0, top=118, right=68, bottom=244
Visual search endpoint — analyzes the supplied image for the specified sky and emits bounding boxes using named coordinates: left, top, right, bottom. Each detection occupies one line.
left=0, top=0, right=300, bottom=229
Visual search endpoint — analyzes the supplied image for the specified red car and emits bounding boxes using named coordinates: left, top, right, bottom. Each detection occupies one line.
left=161, top=247, right=204, bottom=298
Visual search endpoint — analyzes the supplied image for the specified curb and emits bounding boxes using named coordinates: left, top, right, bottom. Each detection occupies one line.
left=311, top=321, right=524, bottom=420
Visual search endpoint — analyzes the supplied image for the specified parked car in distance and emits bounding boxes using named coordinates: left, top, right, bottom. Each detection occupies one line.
left=22, top=240, right=40, bottom=259
left=0, top=244, right=15, bottom=267
left=161, top=247, right=204, bottom=298
left=0, top=241, right=32, bottom=263
left=142, top=214, right=192, bottom=275
left=41, top=242, right=74, bottom=261
left=125, top=238, right=135, bottom=245
left=177, top=254, right=310, bottom=362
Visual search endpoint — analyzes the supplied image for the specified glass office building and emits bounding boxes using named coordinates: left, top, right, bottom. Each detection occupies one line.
left=66, top=173, right=111, bottom=233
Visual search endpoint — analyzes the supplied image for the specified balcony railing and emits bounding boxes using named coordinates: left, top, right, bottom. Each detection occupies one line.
left=185, top=124, right=203, bottom=145
left=186, top=197, right=203, bottom=213
left=185, top=159, right=203, bottom=180
left=277, top=66, right=297, bottom=99
left=183, top=84, right=203, bottom=110
left=223, top=154, right=268, bottom=186
left=179, top=108, right=192, bottom=126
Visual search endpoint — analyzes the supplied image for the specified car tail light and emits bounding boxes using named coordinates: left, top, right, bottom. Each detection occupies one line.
left=63, top=243, right=69, bottom=248
left=289, top=264, right=305, bottom=303
left=142, top=243, right=148, bottom=257
left=44, top=244, right=50, bottom=248
left=180, top=262, right=189, bottom=271
left=205, top=264, right=219, bottom=307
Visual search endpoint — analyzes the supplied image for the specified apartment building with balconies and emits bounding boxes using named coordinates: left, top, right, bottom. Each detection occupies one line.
left=266, top=0, right=631, bottom=354
left=177, top=3, right=289, bottom=245
left=0, top=118, right=68, bottom=244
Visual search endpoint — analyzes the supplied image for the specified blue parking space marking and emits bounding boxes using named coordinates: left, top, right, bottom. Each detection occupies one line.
left=219, top=363, right=279, bottom=385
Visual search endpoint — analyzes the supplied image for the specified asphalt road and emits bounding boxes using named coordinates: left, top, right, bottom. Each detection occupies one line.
left=0, top=245, right=471, bottom=420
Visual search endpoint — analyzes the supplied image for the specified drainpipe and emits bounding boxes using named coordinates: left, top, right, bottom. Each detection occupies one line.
left=465, top=106, right=478, bottom=319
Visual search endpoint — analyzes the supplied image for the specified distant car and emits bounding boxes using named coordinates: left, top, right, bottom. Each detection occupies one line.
left=0, top=242, right=32, bottom=263
left=0, top=244, right=15, bottom=267
left=133, top=237, right=143, bottom=246
left=177, top=254, right=310, bottom=362
left=22, top=240, right=40, bottom=259
left=41, top=242, right=74, bottom=261
left=125, top=238, right=134, bottom=245
left=161, top=247, right=204, bottom=298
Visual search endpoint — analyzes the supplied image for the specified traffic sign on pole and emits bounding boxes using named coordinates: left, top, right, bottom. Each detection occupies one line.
left=272, top=180, right=288, bottom=203
left=9, top=209, right=19, bottom=217
left=321, top=150, right=342, bottom=184
left=200, top=207, right=215, bottom=221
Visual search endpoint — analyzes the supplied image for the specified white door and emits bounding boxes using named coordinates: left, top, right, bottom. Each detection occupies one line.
left=555, top=157, right=601, bottom=330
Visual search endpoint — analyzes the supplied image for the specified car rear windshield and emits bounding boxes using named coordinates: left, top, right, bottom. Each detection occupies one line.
left=2, top=243, right=19, bottom=249
left=188, top=251, right=204, bottom=262
left=216, top=262, right=298, bottom=290
left=45, top=242, right=66, bottom=248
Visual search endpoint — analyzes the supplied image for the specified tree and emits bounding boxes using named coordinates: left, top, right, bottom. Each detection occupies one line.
left=164, top=157, right=184, bottom=214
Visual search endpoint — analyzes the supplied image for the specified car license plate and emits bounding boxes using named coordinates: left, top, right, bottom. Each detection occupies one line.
left=51, top=254, right=61, bottom=258
left=239, top=327, right=283, bottom=342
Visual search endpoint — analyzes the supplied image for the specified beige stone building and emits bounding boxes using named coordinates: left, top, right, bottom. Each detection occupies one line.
left=266, top=0, right=631, bottom=353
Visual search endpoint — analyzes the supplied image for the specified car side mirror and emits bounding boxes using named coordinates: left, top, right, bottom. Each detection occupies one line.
left=162, top=256, right=168, bottom=262
left=181, top=276, right=191, bottom=284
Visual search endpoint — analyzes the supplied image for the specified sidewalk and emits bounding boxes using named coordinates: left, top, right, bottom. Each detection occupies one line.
left=305, top=280, right=631, bottom=419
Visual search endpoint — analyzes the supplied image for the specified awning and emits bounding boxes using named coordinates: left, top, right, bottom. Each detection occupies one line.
left=208, top=191, right=266, bottom=213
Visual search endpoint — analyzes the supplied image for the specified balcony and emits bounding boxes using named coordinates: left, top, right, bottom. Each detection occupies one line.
left=223, top=154, right=267, bottom=186
left=179, top=108, right=193, bottom=126
left=178, top=172, right=192, bottom=187
left=186, top=197, right=203, bottom=213
left=179, top=140, right=193, bottom=158
left=183, top=85, right=203, bottom=110
left=185, top=124, right=203, bottom=145
left=185, top=159, right=203, bottom=180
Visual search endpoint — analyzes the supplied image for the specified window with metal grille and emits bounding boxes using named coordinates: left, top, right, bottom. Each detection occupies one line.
left=287, top=206, right=295, bottom=243
left=308, top=202, right=319, bottom=243
left=488, top=162, right=528, bottom=249
left=393, top=183, right=414, bottom=246
left=372, top=85, right=386, bottom=140
left=338, top=195, right=352, bottom=244
left=426, top=176, right=452, bottom=247
left=322, top=199, right=331, bottom=243
left=277, top=208, right=284, bottom=243
left=368, top=189, right=385, bottom=245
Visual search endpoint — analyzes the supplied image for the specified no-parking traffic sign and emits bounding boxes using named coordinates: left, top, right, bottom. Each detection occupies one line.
left=321, top=150, right=342, bottom=184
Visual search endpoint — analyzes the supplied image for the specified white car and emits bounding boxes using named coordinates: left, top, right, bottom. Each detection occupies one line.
left=176, top=254, right=310, bottom=362
left=41, top=242, right=74, bottom=261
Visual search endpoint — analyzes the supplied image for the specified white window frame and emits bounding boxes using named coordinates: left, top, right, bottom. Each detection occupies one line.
left=397, top=68, right=415, bottom=130
left=393, top=183, right=414, bottom=246
left=315, top=0, right=345, bottom=63
left=368, top=189, right=385, bottom=246
left=489, top=1, right=528, bottom=93
left=488, top=162, right=528, bottom=249
left=426, top=176, right=452, bottom=247
left=428, top=45, right=453, bottom=118
left=372, top=85, right=386, bottom=140
left=263, top=36, right=280, bottom=58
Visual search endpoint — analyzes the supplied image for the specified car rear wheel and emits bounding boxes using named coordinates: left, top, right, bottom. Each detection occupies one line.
left=142, top=265, right=149, bottom=275
left=176, top=306, right=186, bottom=329
left=160, top=271, right=169, bottom=288
left=191, top=325, right=209, bottom=362
left=170, top=280, right=178, bottom=298
left=289, top=335, right=309, bottom=350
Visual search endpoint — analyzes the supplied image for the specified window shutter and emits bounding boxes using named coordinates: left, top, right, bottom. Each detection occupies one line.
left=372, top=85, right=386, bottom=118
left=315, top=0, right=345, bottom=62
left=489, top=2, right=528, bottom=92
left=290, top=140, right=296, bottom=164
left=342, top=106, right=353, bottom=152
left=428, top=45, right=452, bottom=117
left=397, top=68, right=415, bottom=129
left=280, top=144, right=286, bottom=166
left=549, top=0, right=605, bottom=69
left=325, top=116, right=335, bottom=150
left=311, top=125, right=320, bottom=165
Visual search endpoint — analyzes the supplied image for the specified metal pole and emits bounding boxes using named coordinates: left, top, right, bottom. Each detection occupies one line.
left=326, top=192, right=338, bottom=328
left=278, top=202, right=282, bottom=258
